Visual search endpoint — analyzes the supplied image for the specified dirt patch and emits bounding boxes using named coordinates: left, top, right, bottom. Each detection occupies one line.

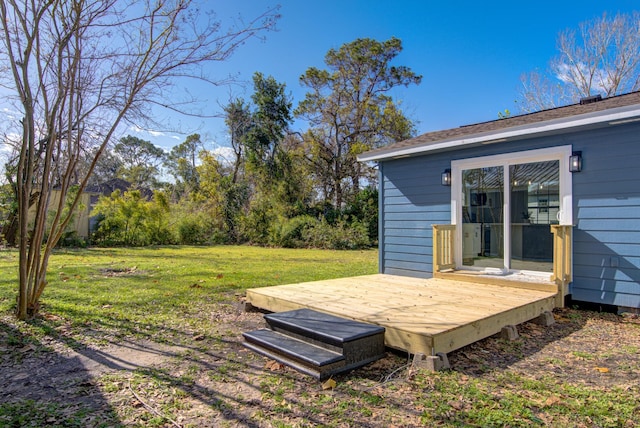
left=1, top=306, right=639, bottom=427
left=99, top=266, right=145, bottom=277
left=1, top=335, right=185, bottom=403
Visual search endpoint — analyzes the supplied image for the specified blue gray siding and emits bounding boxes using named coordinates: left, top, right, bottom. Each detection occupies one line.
left=571, top=123, right=640, bottom=309
left=380, top=154, right=451, bottom=278
left=379, top=122, right=640, bottom=309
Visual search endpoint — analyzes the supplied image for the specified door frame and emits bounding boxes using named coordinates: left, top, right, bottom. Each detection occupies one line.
left=450, top=145, right=573, bottom=272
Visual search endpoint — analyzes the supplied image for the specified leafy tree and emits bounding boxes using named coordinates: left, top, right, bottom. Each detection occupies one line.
left=245, top=72, right=293, bottom=178
left=92, top=190, right=171, bottom=246
left=219, top=73, right=309, bottom=245
left=296, top=37, right=421, bottom=208
left=218, top=176, right=250, bottom=242
left=0, top=0, right=279, bottom=319
left=344, top=186, right=379, bottom=243
left=223, top=98, right=253, bottom=183
left=85, top=148, right=123, bottom=187
left=518, top=12, right=640, bottom=112
left=114, top=135, right=165, bottom=189
left=165, top=133, right=204, bottom=195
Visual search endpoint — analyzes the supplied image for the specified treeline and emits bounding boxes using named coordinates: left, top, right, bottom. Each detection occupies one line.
left=3, top=38, right=421, bottom=250
left=89, top=187, right=377, bottom=249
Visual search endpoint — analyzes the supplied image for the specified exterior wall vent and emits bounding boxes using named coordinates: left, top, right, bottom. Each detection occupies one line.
left=580, top=94, right=603, bottom=105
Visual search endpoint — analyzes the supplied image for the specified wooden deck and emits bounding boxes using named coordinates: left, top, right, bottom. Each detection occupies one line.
left=245, top=274, right=557, bottom=356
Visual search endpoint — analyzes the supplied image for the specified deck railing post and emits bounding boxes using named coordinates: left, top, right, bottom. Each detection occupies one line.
left=551, top=225, right=572, bottom=307
left=433, top=224, right=456, bottom=276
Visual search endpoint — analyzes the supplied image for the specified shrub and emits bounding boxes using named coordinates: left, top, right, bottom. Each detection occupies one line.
left=91, top=190, right=173, bottom=246
left=176, top=214, right=226, bottom=245
left=303, top=218, right=370, bottom=250
left=269, top=215, right=317, bottom=248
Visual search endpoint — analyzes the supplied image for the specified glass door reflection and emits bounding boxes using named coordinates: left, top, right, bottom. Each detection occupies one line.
left=461, top=166, right=504, bottom=269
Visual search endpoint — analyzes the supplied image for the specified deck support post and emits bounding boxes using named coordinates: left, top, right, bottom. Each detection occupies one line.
left=533, top=311, right=555, bottom=326
left=500, top=325, right=519, bottom=340
left=412, top=352, right=450, bottom=372
left=242, top=300, right=262, bottom=313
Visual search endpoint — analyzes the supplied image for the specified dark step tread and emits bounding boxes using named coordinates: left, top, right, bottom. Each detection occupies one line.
left=264, top=309, right=385, bottom=347
left=243, top=341, right=343, bottom=380
left=243, top=329, right=345, bottom=367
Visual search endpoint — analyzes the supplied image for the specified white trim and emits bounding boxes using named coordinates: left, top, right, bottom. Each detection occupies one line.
left=451, top=146, right=572, bottom=272
left=358, top=105, right=640, bottom=162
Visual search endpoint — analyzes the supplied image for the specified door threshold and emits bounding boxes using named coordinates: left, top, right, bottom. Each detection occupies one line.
left=435, top=269, right=557, bottom=293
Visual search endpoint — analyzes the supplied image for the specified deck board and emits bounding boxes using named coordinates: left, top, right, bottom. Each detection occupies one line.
left=245, top=274, right=557, bottom=355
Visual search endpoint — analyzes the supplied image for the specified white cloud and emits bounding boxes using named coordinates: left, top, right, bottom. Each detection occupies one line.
left=210, top=146, right=235, bottom=165
left=554, top=62, right=611, bottom=94
left=148, top=130, right=167, bottom=137
left=130, top=125, right=166, bottom=137
left=2, top=107, right=21, bottom=122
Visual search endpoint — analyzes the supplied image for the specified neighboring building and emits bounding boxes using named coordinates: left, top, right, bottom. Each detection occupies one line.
left=36, top=178, right=149, bottom=241
left=358, top=91, right=640, bottom=312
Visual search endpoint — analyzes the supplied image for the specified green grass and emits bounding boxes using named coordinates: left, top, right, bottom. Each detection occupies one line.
left=411, top=370, right=639, bottom=427
left=0, top=246, right=377, bottom=345
left=1, top=246, right=638, bottom=427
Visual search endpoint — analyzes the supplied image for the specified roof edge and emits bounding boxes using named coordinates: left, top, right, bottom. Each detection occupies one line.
left=358, top=102, right=640, bottom=163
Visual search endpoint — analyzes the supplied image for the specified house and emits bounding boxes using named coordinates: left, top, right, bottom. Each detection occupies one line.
left=41, top=178, right=150, bottom=241
left=358, top=91, right=640, bottom=313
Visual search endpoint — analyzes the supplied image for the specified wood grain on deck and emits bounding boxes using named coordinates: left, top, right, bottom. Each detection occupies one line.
left=246, top=274, right=557, bottom=355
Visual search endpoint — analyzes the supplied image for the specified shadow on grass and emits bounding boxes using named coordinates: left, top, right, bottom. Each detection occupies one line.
left=0, top=289, right=608, bottom=427
left=1, top=302, right=337, bottom=427
left=0, top=320, right=122, bottom=427
left=445, top=307, right=589, bottom=375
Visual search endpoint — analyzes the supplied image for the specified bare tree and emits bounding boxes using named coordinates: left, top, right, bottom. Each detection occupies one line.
left=0, top=0, right=279, bottom=319
left=518, top=12, right=640, bottom=112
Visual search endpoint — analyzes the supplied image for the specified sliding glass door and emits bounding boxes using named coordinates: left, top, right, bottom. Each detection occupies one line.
left=461, top=166, right=504, bottom=268
left=453, top=147, right=571, bottom=274
left=509, top=160, right=559, bottom=272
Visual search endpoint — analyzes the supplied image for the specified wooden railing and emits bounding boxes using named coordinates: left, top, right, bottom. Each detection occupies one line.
left=433, top=224, right=573, bottom=306
left=432, top=224, right=456, bottom=273
left=551, top=225, right=573, bottom=307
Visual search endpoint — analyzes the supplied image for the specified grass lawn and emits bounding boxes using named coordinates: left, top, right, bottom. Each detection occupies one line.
left=0, top=246, right=639, bottom=427
left=0, top=246, right=377, bottom=344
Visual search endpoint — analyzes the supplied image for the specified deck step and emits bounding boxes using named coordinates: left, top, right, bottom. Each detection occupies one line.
left=265, top=308, right=385, bottom=348
left=243, top=309, right=386, bottom=379
left=243, top=329, right=346, bottom=379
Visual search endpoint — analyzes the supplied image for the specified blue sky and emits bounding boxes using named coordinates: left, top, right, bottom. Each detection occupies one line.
left=78, top=1, right=640, bottom=156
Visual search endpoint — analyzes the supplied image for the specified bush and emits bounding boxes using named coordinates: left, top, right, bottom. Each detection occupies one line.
left=176, top=213, right=226, bottom=245
left=344, top=187, right=378, bottom=244
left=269, top=215, right=317, bottom=248
left=303, top=218, right=370, bottom=250
left=237, top=202, right=274, bottom=245
left=91, top=190, right=173, bottom=246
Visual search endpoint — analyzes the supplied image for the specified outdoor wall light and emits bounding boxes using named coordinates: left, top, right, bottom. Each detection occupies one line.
left=441, top=169, right=451, bottom=186
left=569, top=151, right=582, bottom=172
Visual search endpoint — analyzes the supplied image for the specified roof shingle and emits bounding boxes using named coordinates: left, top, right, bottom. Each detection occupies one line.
left=360, top=91, right=640, bottom=161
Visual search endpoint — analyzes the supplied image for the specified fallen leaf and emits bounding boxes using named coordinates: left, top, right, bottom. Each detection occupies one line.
left=595, top=367, right=610, bottom=373
left=265, top=360, right=285, bottom=371
left=19, top=344, right=36, bottom=353
left=322, top=378, right=337, bottom=390
left=448, top=400, right=466, bottom=411
left=544, top=395, right=562, bottom=406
